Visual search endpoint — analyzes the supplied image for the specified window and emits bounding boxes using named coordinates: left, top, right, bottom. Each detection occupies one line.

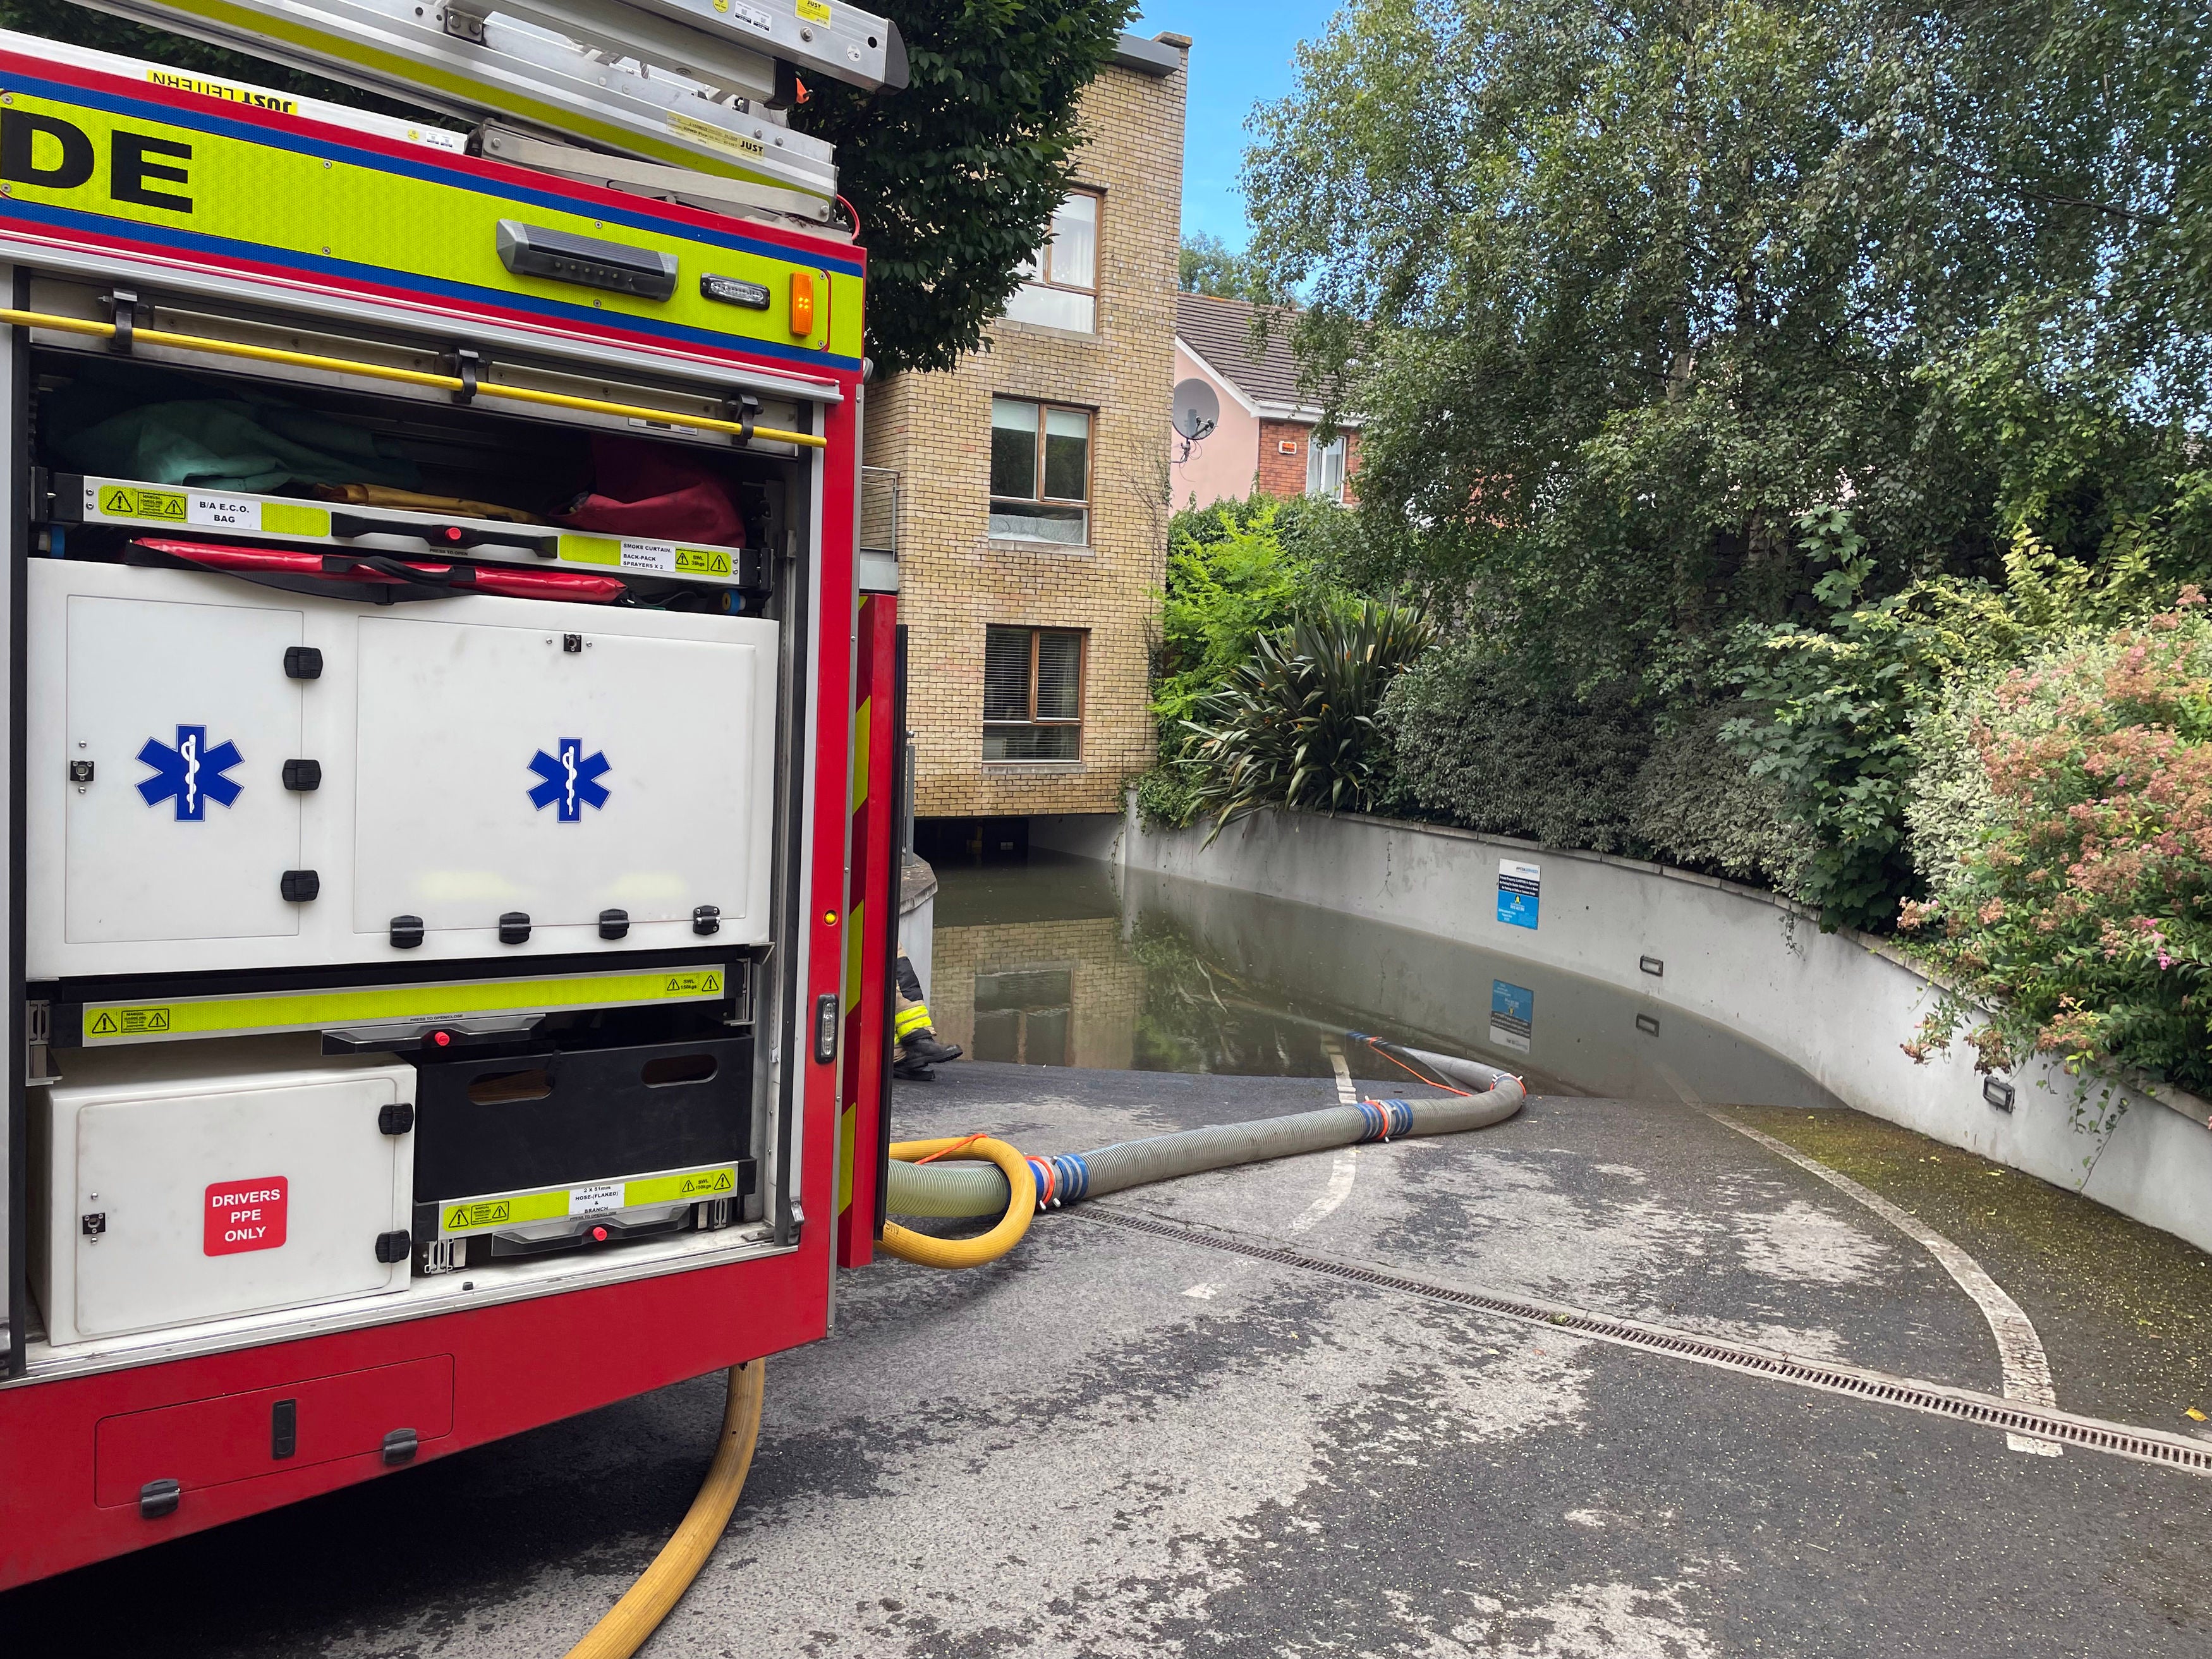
left=983, top=625, right=1085, bottom=760
left=1002, top=190, right=1100, bottom=331
left=1307, top=433, right=1347, bottom=502
left=989, top=398, right=1090, bottom=544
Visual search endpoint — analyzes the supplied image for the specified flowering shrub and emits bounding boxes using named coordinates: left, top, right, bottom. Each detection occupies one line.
left=1900, top=590, right=2212, bottom=1091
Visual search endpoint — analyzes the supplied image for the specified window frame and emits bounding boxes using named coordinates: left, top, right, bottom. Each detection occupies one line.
left=1002, top=188, right=1103, bottom=332
left=988, top=398, right=1094, bottom=545
left=1022, top=188, right=1102, bottom=300
left=981, top=624, right=1088, bottom=763
left=1306, top=431, right=1348, bottom=502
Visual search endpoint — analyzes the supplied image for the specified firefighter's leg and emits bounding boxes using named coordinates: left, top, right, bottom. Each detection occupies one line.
left=892, top=947, right=961, bottom=1075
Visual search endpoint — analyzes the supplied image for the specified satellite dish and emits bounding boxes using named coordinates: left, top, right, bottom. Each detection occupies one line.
left=1172, top=378, right=1220, bottom=443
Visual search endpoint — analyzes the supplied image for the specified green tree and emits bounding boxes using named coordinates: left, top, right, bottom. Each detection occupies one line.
left=800, top=1, right=1136, bottom=374
left=0, top=0, right=1135, bottom=377
left=1179, top=232, right=1261, bottom=299
left=1243, top=0, right=2212, bottom=923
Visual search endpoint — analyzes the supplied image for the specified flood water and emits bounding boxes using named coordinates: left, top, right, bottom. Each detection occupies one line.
left=925, top=853, right=1842, bottom=1108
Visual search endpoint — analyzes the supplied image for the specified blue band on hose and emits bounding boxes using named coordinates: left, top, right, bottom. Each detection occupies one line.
left=1028, top=1152, right=1090, bottom=1208
left=1357, top=1099, right=1414, bottom=1142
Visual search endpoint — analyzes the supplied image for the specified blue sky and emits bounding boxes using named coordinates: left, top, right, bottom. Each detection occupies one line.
left=1132, top=2, right=1342, bottom=250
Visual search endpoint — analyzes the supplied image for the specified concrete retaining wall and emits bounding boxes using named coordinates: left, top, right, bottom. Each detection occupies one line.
left=1055, top=805, right=2212, bottom=1254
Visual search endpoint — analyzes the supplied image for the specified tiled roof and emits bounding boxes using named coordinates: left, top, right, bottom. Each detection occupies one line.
left=1174, top=291, right=1337, bottom=416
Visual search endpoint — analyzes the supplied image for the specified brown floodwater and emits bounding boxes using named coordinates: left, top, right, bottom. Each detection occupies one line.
left=925, top=852, right=1843, bottom=1109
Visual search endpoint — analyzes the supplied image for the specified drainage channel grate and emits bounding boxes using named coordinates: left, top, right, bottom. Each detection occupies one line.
left=1076, top=1207, right=2212, bottom=1479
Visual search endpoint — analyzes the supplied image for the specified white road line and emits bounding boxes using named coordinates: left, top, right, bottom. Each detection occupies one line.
left=1291, top=1043, right=1363, bottom=1236
left=1291, top=1152, right=1359, bottom=1236
left=1327, top=1042, right=1358, bottom=1105
left=1655, top=1062, right=2061, bottom=1455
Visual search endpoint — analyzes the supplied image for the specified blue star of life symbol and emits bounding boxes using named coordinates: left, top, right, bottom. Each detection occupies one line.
left=528, top=737, right=611, bottom=822
left=137, top=724, right=243, bottom=822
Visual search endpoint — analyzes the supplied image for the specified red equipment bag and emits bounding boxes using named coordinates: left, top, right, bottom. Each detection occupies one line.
left=128, top=539, right=628, bottom=604
left=557, top=436, right=748, bottom=545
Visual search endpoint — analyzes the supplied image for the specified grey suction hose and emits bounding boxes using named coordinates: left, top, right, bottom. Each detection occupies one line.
left=886, top=1033, right=1524, bottom=1219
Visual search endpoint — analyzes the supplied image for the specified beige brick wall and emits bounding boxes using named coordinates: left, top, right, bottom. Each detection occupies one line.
left=863, top=44, right=1187, bottom=818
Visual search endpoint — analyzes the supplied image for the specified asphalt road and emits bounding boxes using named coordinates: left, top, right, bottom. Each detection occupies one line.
left=4, top=1062, right=2209, bottom=1657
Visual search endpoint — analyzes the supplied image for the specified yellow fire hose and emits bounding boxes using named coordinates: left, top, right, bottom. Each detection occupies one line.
left=559, top=1136, right=1033, bottom=1656
left=876, top=1136, right=1036, bottom=1269
left=559, top=1358, right=767, bottom=1659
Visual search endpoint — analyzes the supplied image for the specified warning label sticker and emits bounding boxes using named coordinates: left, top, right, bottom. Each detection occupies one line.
left=93, top=483, right=187, bottom=523
left=86, top=1006, right=172, bottom=1037
left=628, top=1167, right=739, bottom=1206
left=662, top=970, right=725, bottom=997
left=676, top=547, right=734, bottom=577
left=723, top=0, right=775, bottom=35
left=443, top=1198, right=513, bottom=1232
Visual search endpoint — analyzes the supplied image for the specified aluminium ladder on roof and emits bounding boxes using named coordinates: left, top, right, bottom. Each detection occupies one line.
left=67, top=0, right=906, bottom=205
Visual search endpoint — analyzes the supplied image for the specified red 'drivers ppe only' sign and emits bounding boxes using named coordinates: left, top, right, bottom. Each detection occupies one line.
left=205, top=1177, right=289, bottom=1255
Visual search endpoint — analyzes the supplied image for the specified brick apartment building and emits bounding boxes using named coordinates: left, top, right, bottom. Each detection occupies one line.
left=1170, top=291, right=1361, bottom=511
left=861, top=32, right=1189, bottom=832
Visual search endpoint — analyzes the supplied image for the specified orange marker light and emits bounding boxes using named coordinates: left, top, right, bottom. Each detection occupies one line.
left=790, top=270, right=816, bottom=337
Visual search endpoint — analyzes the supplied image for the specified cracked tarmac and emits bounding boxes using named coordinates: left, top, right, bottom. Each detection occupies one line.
left=5, top=1061, right=2209, bottom=1657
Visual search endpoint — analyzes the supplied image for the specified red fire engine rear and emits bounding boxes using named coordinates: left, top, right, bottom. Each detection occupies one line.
left=0, top=9, right=901, bottom=1587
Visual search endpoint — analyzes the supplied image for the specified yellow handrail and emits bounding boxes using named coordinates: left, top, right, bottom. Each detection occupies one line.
left=0, top=307, right=827, bottom=449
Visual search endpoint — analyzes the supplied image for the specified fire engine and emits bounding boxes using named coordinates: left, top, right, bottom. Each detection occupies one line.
left=0, top=0, right=907, bottom=1591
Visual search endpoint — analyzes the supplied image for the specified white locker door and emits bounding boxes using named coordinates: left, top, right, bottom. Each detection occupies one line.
left=73, top=1075, right=404, bottom=1340
left=64, top=595, right=305, bottom=944
left=352, top=615, right=761, bottom=933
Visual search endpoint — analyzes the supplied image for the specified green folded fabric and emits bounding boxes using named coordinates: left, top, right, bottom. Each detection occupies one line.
left=47, top=367, right=421, bottom=494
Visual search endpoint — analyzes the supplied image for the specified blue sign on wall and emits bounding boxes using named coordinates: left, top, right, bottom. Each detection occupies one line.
left=1497, top=859, right=1541, bottom=929
left=1490, top=979, right=1534, bottom=1054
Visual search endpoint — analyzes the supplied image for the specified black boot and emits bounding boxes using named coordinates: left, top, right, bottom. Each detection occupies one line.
left=903, top=1032, right=963, bottom=1066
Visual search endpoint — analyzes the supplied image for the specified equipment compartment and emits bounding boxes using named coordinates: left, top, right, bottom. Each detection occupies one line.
left=27, top=560, right=779, bottom=978
left=411, top=1036, right=757, bottom=1251
left=59, top=592, right=307, bottom=947
left=32, top=1041, right=416, bottom=1347
left=353, top=614, right=766, bottom=937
